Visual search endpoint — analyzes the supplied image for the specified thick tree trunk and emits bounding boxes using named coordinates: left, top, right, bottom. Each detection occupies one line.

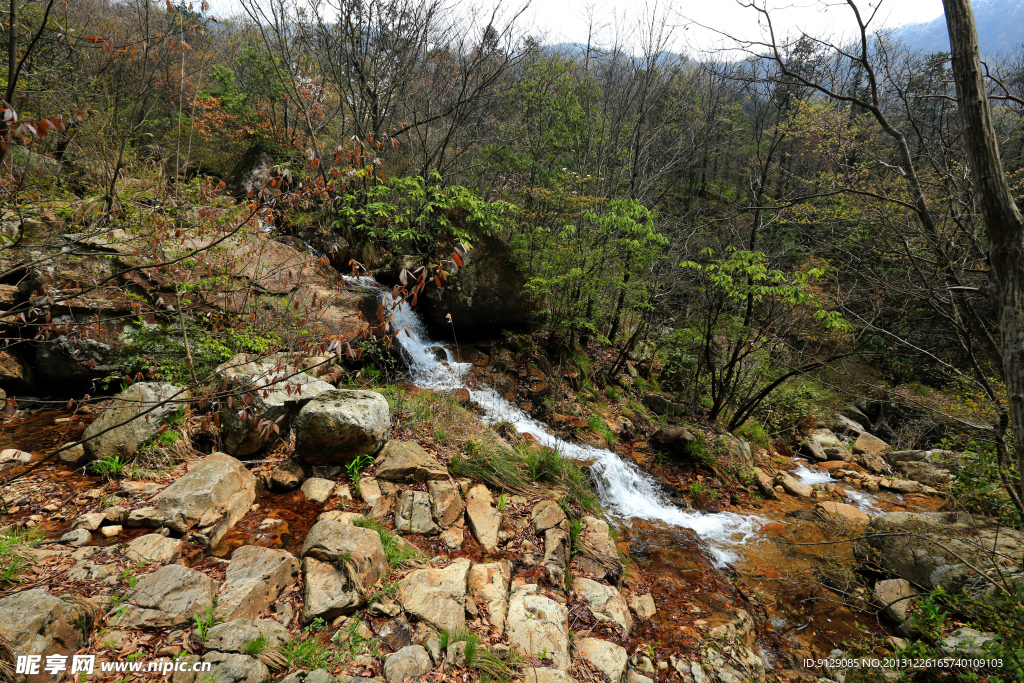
left=944, top=0, right=1024, bottom=507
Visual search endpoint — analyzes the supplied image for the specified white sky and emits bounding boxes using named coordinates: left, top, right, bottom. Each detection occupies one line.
left=207, top=0, right=946, bottom=52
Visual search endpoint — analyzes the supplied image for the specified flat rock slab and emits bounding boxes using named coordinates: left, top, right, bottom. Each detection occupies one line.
left=506, top=583, right=569, bottom=669
left=375, top=441, right=448, bottom=482
left=465, top=484, right=500, bottom=551
left=384, top=645, right=432, bottom=683
left=574, top=577, right=632, bottom=634
left=204, top=618, right=291, bottom=653
left=301, top=478, right=336, bottom=503
left=468, top=561, right=512, bottom=635
left=301, top=520, right=386, bottom=592
left=816, top=502, right=871, bottom=525
left=577, top=638, right=628, bottom=682
left=172, top=651, right=271, bottom=683
left=126, top=534, right=184, bottom=564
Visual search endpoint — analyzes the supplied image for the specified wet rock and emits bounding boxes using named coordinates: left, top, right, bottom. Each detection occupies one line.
left=82, top=382, right=187, bottom=461
left=294, top=389, right=390, bottom=465
left=212, top=353, right=335, bottom=457
left=815, top=502, right=870, bottom=526
left=216, top=546, right=300, bottom=621
left=108, top=564, right=217, bottom=629
left=507, top=583, right=569, bottom=669
left=0, top=589, right=94, bottom=682
left=204, top=618, right=291, bottom=653
left=59, top=528, right=91, bottom=546
left=384, top=645, right=432, bottom=683
left=396, top=490, right=439, bottom=535
left=173, top=651, right=270, bottom=683
left=577, top=638, right=627, bottom=682
left=100, top=525, right=122, bottom=538
left=531, top=499, right=567, bottom=534
left=301, top=478, right=336, bottom=504
left=938, top=628, right=997, bottom=657
left=465, top=484, right=501, bottom=551
left=873, top=579, right=918, bottom=624
left=427, top=479, right=463, bottom=528
left=468, top=561, right=512, bottom=635
left=271, top=460, right=306, bottom=491
left=301, top=520, right=387, bottom=592
left=397, top=558, right=470, bottom=633
left=574, top=577, right=632, bottom=634
left=375, top=441, right=448, bottom=482
left=855, top=511, right=1024, bottom=591
left=543, top=528, right=570, bottom=588
left=627, top=593, right=656, bottom=619
left=127, top=453, right=257, bottom=549
left=775, top=472, right=813, bottom=498
left=825, top=446, right=853, bottom=461
left=854, top=432, right=890, bottom=455
left=800, top=437, right=827, bottom=461
left=649, top=426, right=695, bottom=457
left=126, top=533, right=183, bottom=564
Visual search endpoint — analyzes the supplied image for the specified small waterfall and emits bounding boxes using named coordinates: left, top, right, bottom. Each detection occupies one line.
left=355, top=279, right=763, bottom=564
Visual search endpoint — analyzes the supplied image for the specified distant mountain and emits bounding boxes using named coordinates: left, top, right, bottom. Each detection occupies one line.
left=898, top=0, right=1024, bottom=55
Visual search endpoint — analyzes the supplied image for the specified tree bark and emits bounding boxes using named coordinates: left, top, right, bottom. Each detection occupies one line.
left=943, top=0, right=1024, bottom=507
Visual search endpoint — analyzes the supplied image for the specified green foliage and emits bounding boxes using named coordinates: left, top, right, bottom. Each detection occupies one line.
left=281, top=637, right=336, bottom=671
left=345, top=453, right=374, bottom=485
left=90, top=454, right=131, bottom=479
left=586, top=415, right=617, bottom=447
left=243, top=634, right=268, bottom=657
left=734, top=420, right=769, bottom=449
left=333, top=171, right=512, bottom=249
left=192, top=607, right=221, bottom=643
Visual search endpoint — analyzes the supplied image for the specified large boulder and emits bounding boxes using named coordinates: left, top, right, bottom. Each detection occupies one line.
left=0, top=589, right=94, bottom=683
left=417, top=235, right=540, bottom=334
left=107, top=564, right=217, bottom=629
left=649, top=427, right=695, bottom=458
left=82, top=382, right=187, bottom=461
left=293, top=390, right=391, bottom=465
left=873, top=579, right=918, bottom=624
left=210, top=353, right=335, bottom=457
left=172, top=651, right=271, bottom=683
left=127, top=453, right=257, bottom=548
left=506, top=583, right=569, bottom=669
left=855, top=511, right=1024, bottom=592
left=216, top=546, right=300, bottom=621
left=300, top=520, right=387, bottom=623
left=397, top=558, right=471, bottom=633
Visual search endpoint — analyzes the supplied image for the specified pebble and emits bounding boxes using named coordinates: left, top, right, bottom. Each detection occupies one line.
left=99, top=525, right=122, bottom=538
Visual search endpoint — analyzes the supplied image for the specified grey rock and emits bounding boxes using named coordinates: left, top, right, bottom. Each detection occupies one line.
left=108, top=564, right=217, bottom=629
left=301, top=478, right=336, bottom=503
left=58, top=443, right=87, bottom=465
left=384, top=645, right=432, bottom=683
left=375, top=441, right=448, bottom=482
left=396, top=490, right=439, bottom=535
left=775, top=472, right=813, bottom=498
left=271, top=459, right=306, bottom=491
left=530, top=500, right=567, bottom=534
left=300, top=520, right=387, bottom=592
left=543, top=528, right=569, bottom=588
left=211, top=353, right=336, bottom=457
left=302, top=557, right=363, bottom=623
left=126, top=534, right=183, bottom=564
left=216, top=545, right=300, bottom=621
left=873, top=579, right=918, bottom=624
left=507, top=583, right=569, bottom=669
left=468, top=561, right=512, bottom=635
left=82, top=382, right=187, bottom=461
left=204, top=618, right=291, bottom=653
left=465, top=484, right=500, bottom=551
left=938, top=628, right=997, bottom=657
left=627, top=593, right=656, bottom=620
left=398, top=558, right=471, bottom=633
left=0, top=589, right=94, bottom=683
left=172, top=652, right=270, bottom=683
left=59, top=528, right=91, bottom=546
left=293, top=390, right=390, bottom=465
left=427, top=479, right=463, bottom=528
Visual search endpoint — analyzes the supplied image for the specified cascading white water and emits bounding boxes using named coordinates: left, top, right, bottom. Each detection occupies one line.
left=792, top=459, right=886, bottom=513
left=356, top=278, right=763, bottom=564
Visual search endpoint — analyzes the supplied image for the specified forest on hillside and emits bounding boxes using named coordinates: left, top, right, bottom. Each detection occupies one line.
left=4, top=0, right=1024, bottom=496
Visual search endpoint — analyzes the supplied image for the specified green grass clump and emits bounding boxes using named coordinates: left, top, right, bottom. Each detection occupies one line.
left=451, top=438, right=532, bottom=494
left=586, top=415, right=618, bottom=446
left=243, top=634, right=268, bottom=656
left=0, top=527, right=42, bottom=582
left=352, top=516, right=420, bottom=567
left=734, top=420, right=769, bottom=449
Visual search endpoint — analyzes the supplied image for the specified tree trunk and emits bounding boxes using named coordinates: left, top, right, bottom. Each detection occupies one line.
left=944, top=0, right=1024, bottom=508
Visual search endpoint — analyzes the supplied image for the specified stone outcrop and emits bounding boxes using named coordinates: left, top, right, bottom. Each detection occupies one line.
left=465, top=484, right=501, bottom=551
left=293, top=390, right=391, bottom=464
left=574, top=577, right=632, bottom=634
left=577, top=638, right=628, bottom=682
left=468, top=561, right=512, bottom=635
left=396, top=490, right=439, bottom=535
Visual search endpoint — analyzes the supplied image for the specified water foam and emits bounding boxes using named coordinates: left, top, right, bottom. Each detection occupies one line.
left=361, top=284, right=763, bottom=564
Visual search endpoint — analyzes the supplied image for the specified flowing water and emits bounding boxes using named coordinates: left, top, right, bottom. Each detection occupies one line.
left=355, top=279, right=763, bottom=564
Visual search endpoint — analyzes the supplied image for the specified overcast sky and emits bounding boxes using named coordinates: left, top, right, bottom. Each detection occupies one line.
left=207, top=0, right=947, bottom=52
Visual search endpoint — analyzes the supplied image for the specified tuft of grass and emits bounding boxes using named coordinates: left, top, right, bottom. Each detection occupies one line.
left=734, top=420, right=769, bottom=450
left=586, top=415, right=618, bottom=446
left=192, top=607, right=220, bottom=643
left=452, top=438, right=532, bottom=494
left=244, top=634, right=268, bottom=656
left=0, top=527, right=42, bottom=582
left=352, top=516, right=420, bottom=568
left=90, top=454, right=131, bottom=479
left=281, top=638, right=336, bottom=670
